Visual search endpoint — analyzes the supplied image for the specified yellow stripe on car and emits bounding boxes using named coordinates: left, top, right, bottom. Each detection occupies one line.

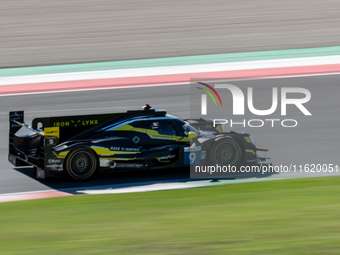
left=245, top=149, right=256, bottom=154
left=244, top=137, right=251, bottom=143
left=91, top=146, right=141, bottom=156
left=53, top=150, right=69, bottom=158
left=216, top=125, right=223, bottom=133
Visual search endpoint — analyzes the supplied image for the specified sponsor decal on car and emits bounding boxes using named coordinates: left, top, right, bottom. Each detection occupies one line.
left=48, top=159, right=61, bottom=164
left=132, top=136, right=140, bottom=143
left=109, top=147, right=140, bottom=152
left=157, top=154, right=176, bottom=162
left=53, top=119, right=99, bottom=127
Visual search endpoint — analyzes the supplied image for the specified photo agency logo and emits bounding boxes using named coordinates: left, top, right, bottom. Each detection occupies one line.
left=195, top=82, right=312, bottom=128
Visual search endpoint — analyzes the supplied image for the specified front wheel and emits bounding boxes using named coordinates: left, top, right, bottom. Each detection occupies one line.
left=209, top=137, right=243, bottom=166
left=65, top=147, right=98, bottom=180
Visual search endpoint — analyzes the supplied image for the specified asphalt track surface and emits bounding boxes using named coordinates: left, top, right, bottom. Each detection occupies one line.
left=1, top=74, right=339, bottom=194
left=2, top=0, right=340, bottom=68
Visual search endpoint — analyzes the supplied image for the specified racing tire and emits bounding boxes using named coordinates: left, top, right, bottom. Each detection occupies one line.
left=209, top=137, right=243, bottom=166
left=65, top=147, right=98, bottom=181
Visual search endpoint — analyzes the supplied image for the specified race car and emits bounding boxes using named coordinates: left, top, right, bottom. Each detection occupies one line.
left=8, top=105, right=270, bottom=180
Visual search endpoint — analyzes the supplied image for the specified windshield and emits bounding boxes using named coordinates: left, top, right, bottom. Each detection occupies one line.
left=182, top=121, right=199, bottom=135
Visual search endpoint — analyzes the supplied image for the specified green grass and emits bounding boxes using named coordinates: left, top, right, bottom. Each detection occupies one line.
left=1, top=178, right=340, bottom=254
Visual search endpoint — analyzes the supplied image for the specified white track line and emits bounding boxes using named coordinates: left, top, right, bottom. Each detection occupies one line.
left=1, top=55, right=340, bottom=85
left=1, top=71, right=340, bottom=98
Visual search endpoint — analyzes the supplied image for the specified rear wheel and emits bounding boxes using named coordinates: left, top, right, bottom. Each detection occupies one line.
left=209, top=137, right=243, bottom=166
left=65, top=147, right=98, bottom=180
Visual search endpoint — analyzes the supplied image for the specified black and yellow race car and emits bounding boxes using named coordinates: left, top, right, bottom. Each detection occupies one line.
left=8, top=105, right=270, bottom=180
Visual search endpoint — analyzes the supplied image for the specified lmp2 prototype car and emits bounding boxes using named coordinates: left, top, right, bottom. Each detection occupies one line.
left=9, top=105, right=270, bottom=180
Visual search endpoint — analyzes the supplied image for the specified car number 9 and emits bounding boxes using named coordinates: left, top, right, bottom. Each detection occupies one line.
left=189, top=152, right=196, bottom=164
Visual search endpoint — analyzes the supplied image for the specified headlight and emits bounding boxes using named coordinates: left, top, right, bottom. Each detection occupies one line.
left=54, top=144, right=68, bottom=151
left=248, top=134, right=256, bottom=145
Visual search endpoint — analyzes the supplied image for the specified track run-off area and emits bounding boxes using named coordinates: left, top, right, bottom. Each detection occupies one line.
left=1, top=46, right=340, bottom=202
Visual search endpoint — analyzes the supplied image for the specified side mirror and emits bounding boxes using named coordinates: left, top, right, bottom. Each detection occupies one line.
left=188, top=131, right=198, bottom=139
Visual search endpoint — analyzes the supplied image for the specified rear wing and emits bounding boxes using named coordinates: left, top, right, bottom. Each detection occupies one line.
left=9, top=111, right=25, bottom=134
left=9, top=111, right=32, bottom=167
